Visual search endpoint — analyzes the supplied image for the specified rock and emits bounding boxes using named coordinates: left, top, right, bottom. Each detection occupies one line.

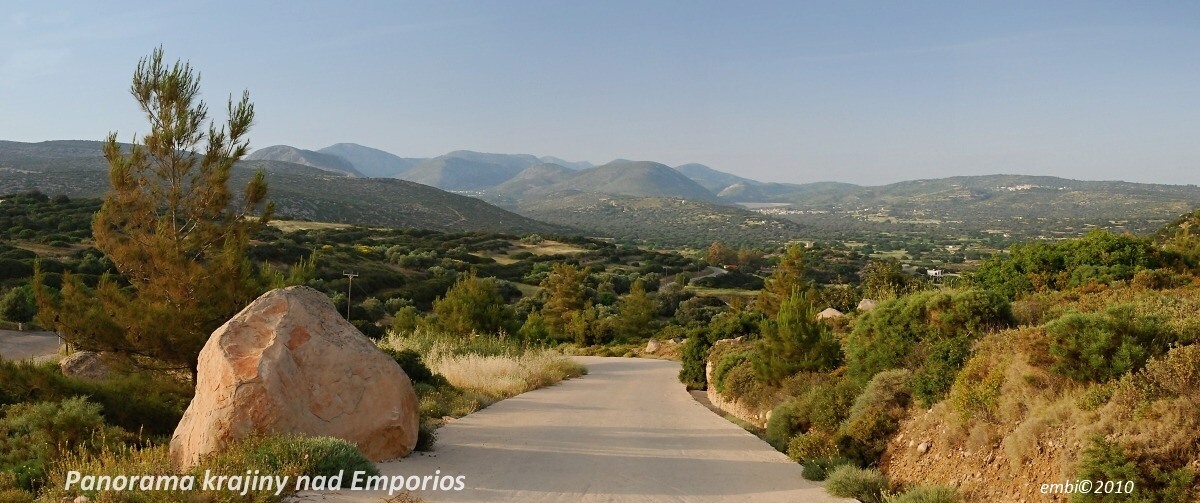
left=917, top=441, right=931, bottom=454
left=645, top=339, right=661, bottom=354
left=72, top=496, right=90, bottom=503
left=857, top=298, right=878, bottom=312
left=169, top=286, right=419, bottom=470
left=59, top=351, right=109, bottom=380
left=816, top=307, right=844, bottom=320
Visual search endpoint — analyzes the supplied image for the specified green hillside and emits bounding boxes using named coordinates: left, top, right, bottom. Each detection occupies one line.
left=0, top=141, right=564, bottom=235
left=245, top=145, right=364, bottom=176
left=517, top=191, right=807, bottom=247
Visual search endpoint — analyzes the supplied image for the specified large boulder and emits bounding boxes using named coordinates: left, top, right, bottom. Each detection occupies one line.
left=59, top=351, right=109, bottom=380
left=170, top=286, right=418, bottom=469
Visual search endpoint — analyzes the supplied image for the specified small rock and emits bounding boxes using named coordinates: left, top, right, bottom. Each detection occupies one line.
left=60, top=351, right=109, bottom=381
left=73, top=496, right=90, bottom=503
left=645, top=339, right=661, bottom=354
left=917, top=441, right=931, bottom=454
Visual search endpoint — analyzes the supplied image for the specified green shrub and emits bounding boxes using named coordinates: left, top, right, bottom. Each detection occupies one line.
left=712, top=350, right=753, bottom=394
left=887, top=485, right=960, bottom=503
left=764, top=400, right=804, bottom=451
left=847, top=369, right=911, bottom=423
left=786, top=430, right=837, bottom=462
left=0, top=397, right=129, bottom=491
left=1072, top=436, right=1196, bottom=503
left=43, top=435, right=376, bottom=502
left=800, top=456, right=854, bottom=481
left=946, top=354, right=1006, bottom=422
left=381, top=347, right=446, bottom=386
left=0, top=359, right=191, bottom=436
left=825, top=465, right=889, bottom=503
left=834, top=369, right=912, bottom=466
left=972, top=230, right=1170, bottom=298
left=911, top=334, right=972, bottom=405
left=678, top=331, right=712, bottom=389
left=845, top=289, right=1011, bottom=385
left=218, top=435, right=378, bottom=479
left=719, top=360, right=760, bottom=402
left=1046, top=306, right=1172, bottom=383
left=415, top=421, right=438, bottom=452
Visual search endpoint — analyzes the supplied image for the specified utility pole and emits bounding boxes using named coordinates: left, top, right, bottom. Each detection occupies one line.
left=343, top=271, right=358, bottom=319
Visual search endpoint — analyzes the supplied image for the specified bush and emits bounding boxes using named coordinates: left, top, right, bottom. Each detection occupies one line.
left=415, top=421, right=438, bottom=452
left=946, top=354, right=1007, bottom=422
left=43, top=435, right=377, bottom=502
left=825, top=465, right=889, bottom=503
left=845, top=289, right=1011, bottom=385
left=887, top=485, right=960, bottom=503
left=1072, top=436, right=1195, bottom=503
left=1046, top=306, right=1172, bottom=383
left=0, top=359, right=191, bottom=436
left=223, top=435, right=378, bottom=479
left=0, top=397, right=130, bottom=491
left=837, top=369, right=912, bottom=466
left=678, top=330, right=712, bottom=389
left=765, top=400, right=804, bottom=451
left=800, top=456, right=854, bottom=481
left=786, top=430, right=837, bottom=462
left=712, top=350, right=753, bottom=394
left=381, top=347, right=445, bottom=386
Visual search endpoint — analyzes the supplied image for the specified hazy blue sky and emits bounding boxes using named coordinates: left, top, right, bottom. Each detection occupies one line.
left=2, top=1, right=1197, bottom=185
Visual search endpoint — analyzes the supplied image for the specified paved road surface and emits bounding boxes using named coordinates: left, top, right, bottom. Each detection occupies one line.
left=298, top=357, right=847, bottom=502
left=0, top=330, right=61, bottom=361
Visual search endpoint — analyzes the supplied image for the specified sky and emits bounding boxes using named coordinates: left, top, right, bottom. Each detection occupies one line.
left=1, top=1, right=1198, bottom=186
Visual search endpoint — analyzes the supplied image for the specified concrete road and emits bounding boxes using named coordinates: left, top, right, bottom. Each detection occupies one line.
left=0, top=330, right=61, bottom=362
left=297, top=357, right=847, bottom=502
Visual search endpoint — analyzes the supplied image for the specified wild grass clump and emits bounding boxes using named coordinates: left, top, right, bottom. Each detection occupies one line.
left=824, top=465, right=889, bottom=503
left=799, top=456, right=853, bottom=481
left=382, top=330, right=585, bottom=406
left=39, top=434, right=372, bottom=501
left=42, top=435, right=376, bottom=503
left=886, top=485, right=960, bottom=503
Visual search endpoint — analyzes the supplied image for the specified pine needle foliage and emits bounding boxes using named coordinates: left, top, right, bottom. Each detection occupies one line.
left=34, top=48, right=272, bottom=382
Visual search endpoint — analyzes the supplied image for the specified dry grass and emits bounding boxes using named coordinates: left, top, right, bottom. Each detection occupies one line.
left=266, top=219, right=353, bottom=232
left=382, top=333, right=586, bottom=403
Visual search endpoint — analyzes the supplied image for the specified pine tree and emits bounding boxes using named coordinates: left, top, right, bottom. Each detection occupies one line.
left=616, top=280, right=658, bottom=340
left=539, top=263, right=587, bottom=337
left=34, top=48, right=271, bottom=381
left=757, top=244, right=808, bottom=317
left=753, top=289, right=841, bottom=385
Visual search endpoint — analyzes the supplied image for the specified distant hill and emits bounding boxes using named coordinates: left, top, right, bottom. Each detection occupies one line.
left=399, top=151, right=542, bottom=190
left=487, top=163, right=579, bottom=202
left=317, top=143, right=425, bottom=178
left=539, top=156, right=593, bottom=171
left=0, top=140, right=563, bottom=235
left=539, top=160, right=720, bottom=202
left=674, top=163, right=757, bottom=193
left=517, top=191, right=806, bottom=247
left=246, top=145, right=364, bottom=177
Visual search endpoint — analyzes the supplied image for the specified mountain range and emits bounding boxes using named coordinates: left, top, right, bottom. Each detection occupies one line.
left=0, top=140, right=562, bottom=235
left=4, top=139, right=1200, bottom=246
